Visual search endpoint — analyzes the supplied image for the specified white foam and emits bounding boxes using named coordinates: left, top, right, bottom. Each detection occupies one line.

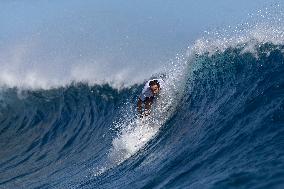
left=190, top=6, right=284, bottom=56
left=0, top=39, right=161, bottom=90
left=109, top=119, right=159, bottom=164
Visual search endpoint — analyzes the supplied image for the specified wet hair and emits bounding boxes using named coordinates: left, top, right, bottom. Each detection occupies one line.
left=149, top=80, right=160, bottom=88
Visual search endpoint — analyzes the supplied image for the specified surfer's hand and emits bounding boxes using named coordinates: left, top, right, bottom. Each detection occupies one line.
left=144, top=110, right=150, bottom=116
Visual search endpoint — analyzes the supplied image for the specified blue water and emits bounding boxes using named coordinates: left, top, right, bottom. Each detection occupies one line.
left=0, top=41, right=284, bottom=189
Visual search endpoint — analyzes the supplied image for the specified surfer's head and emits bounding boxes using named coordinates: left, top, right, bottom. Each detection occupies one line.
left=149, top=80, right=160, bottom=94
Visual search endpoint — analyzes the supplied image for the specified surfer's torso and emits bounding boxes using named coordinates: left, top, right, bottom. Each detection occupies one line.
left=139, top=79, right=164, bottom=102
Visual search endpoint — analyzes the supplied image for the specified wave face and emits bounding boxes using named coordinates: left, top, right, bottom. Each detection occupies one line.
left=1, top=40, right=284, bottom=188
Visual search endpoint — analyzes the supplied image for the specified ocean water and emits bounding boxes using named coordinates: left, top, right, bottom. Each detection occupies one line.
left=1, top=13, right=284, bottom=189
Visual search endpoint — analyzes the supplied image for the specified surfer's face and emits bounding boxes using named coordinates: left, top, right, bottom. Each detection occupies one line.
left=151, top=85, right=160, bottom=94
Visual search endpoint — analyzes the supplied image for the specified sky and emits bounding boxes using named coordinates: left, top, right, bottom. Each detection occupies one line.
left=0, top=0, right=282, bottom=88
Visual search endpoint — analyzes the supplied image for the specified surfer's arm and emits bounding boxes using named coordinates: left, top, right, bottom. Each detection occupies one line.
left=144, top=97, right=153, bottom=116
left=137, top=98, right=143, bottom=116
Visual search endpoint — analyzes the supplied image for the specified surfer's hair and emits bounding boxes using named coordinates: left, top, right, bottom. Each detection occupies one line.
left=149, top=80, right=160, bottom=88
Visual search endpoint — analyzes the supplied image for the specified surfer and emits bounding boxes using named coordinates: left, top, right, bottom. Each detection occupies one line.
left=137, top=79, right=164, bottom=118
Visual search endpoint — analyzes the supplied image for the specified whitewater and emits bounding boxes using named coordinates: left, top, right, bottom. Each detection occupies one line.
left=1, top=8, right=284, bottom=189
